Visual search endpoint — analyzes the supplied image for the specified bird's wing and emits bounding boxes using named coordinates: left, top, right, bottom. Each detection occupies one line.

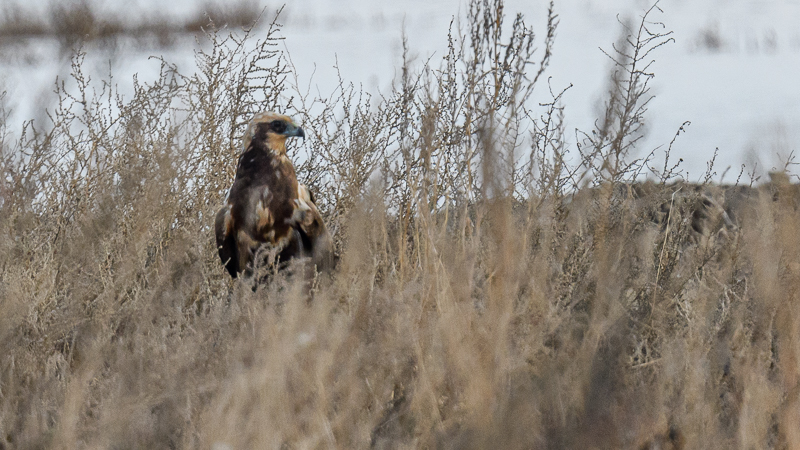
left=215, top=204, right=240, bottom=278
left=295, top=185, right=334, bottom=271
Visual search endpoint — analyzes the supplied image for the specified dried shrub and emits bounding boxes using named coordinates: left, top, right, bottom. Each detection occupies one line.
left=1, top=1, right=799, bottom=449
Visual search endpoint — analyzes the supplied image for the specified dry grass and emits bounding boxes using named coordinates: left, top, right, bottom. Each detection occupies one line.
left=1, top=1, right=799, bottom=448
left=0, top=0, right=262, bottom=52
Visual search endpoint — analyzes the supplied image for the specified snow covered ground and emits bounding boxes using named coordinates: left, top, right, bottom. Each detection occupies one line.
left=1, top=0, right=799, bottom=179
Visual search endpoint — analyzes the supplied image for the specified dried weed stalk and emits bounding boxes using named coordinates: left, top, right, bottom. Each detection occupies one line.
left=1, top=1, right=799, bottom=449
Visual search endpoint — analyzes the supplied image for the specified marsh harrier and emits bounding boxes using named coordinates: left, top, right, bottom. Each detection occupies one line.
left=215, top=112, right=333, bottom=278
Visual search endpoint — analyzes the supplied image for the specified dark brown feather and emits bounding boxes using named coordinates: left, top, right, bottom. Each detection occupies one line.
left=215, top=204, right=239, bottom=277
left=215, top=113, right=333, bottom=278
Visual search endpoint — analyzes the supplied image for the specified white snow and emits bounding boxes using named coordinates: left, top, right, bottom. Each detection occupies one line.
left=1, top=0, right=799, bottom=178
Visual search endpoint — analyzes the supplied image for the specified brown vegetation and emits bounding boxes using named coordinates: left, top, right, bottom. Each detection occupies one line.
left=0, top=0, right=262, bottom=51
left=1, top=2, right=799, bottom=448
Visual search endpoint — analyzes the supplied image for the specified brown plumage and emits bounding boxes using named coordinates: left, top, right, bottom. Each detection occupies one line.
left=215, top=112, right=333, bottom=278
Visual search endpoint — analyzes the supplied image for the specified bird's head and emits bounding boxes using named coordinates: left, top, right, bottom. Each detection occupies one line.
left=243, top=112, right=305, bottom=155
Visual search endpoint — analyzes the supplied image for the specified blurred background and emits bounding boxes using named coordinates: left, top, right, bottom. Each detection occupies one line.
left=1, top=0, right=799, bottom=180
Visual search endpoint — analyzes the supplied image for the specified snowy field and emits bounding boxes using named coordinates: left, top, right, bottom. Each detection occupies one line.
left=1, top=0, right=799, bottom=179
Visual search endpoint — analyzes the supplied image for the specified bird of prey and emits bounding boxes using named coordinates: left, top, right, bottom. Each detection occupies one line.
left=215, top=112, right=333, bottom=278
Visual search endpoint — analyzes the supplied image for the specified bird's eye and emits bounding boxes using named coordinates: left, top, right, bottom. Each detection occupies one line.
left=271, top=120, right=286, bottom=133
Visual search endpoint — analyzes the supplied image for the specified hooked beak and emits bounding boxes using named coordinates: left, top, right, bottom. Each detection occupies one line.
left=285, top=123, right=305, bottom=139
